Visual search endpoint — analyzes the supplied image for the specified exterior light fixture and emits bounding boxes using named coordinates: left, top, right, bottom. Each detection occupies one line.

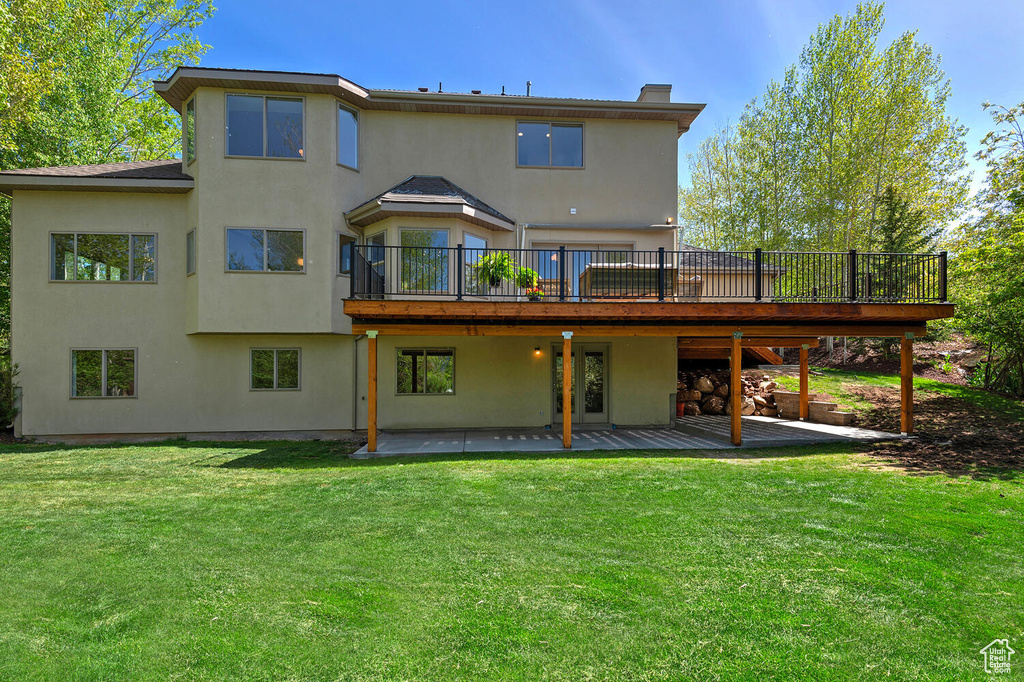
left=534, top=347, right=541, bottom=356
left=666, top=217, right=673, bottom=224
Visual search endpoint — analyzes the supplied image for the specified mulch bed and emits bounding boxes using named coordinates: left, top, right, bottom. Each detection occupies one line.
left=849, top=385, right=1024, bottom=477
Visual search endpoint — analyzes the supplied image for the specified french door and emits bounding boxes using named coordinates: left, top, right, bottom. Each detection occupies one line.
left=552, top=344, right=608, bottom=424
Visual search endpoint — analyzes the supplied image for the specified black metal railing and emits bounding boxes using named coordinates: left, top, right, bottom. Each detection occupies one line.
left=347, top=244, right=948, bottom=304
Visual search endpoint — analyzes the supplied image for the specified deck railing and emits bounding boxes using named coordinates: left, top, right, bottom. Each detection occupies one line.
left=348, top=244, right=948, bottom=304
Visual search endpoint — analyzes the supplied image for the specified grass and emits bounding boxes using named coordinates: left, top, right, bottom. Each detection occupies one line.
left=0, top=438, right=1021, bottom=680
left=772, top=367, right=1024, bottom=418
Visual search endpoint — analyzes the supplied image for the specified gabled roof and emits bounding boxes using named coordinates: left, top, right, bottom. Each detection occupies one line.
left=346, top=176, right=515, bottom=232
left=154, top=67, right=705, bottom=136
left=0, top=159, right=193, bottom=194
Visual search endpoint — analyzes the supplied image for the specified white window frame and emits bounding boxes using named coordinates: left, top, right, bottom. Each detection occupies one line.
left=225, top=93, right=306, bottom=161
left=70, top=348, right=138, bottom=399
left=50, top=232, right=158, bottom=283
left=224, top=227, right=306, bottom=274
left=249, top=348, right=302, bottom=391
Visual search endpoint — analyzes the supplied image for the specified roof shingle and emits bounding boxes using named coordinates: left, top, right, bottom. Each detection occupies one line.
left=0, top=159, right=190, bottom=181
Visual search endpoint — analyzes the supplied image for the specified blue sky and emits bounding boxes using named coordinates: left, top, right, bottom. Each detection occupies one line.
left=198, top=0, right=1023, bottom=192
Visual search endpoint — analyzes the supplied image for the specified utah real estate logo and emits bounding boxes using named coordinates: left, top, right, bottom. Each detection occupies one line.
left=980, top=639, right=1015, bottom=675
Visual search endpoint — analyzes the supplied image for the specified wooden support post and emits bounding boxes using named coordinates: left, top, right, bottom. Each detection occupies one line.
left=562, top=332, right=573, bottom=448
left=799, top=344, right=809, bottom=421
left=367, top=331, right=378, bottom=453
left=901, top=332, right=914, bottom=435
left=730, top=331, right=742, bottom=446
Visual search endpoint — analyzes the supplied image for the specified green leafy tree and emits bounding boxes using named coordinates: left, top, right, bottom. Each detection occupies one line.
left=948, top=102, right=1024, bottom=397
left=678, top=2, right=968, bottom=252
left=0, top=0, right=214, bottom=346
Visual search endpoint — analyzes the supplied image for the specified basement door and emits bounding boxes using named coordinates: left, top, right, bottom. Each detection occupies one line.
left=552, top=344, right=609, bottom=424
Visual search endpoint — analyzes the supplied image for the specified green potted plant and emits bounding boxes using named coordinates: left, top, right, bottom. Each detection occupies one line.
left=515, top=267, right=539, bottom=290
left=525, top=285, right=545, bottom=302
left=475, top=251, right=517, bottom=287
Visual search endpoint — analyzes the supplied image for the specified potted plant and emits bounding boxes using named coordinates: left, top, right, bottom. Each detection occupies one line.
left=525, top=286, right=545, bottom=302
left=475, top=251, right=517, bottom=287
left=515, top=267, right=539, bottom=290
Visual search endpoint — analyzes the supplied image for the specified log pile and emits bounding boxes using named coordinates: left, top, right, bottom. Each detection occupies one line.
left=675, top=370, right=780, bottom=418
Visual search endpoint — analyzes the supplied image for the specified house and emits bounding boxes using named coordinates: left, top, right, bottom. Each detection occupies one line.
left=0, top=68, right=953, bottom=447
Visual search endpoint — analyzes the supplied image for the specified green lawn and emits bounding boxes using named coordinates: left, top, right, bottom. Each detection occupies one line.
left=0, top=440, right=1021, bottom=681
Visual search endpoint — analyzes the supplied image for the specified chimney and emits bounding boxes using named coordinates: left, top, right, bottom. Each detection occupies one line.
left=637, top=84, right=672, bottom=103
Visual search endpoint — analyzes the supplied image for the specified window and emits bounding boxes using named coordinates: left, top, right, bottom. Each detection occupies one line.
left=226, top=228, right=304, bottom=272
left=338, top=234, right=355, bottom=275
left=226, top=94, right=304, bottom=159
left=463, top=233, right=487, bottom=295
left=397, top=349, right=454, bottom=394
left=400, top=229, right=448, bottom=293
left=51, top=233, right=156, bottom=282
left=517, top=121, right=583, bottom=167
left=186, top=229, right=196, bottom=275
left=71, top=349, right=136, bottom=397
left=338, top=104, right=358, bottom=169
left=250, top=348, right=300, bottom=390
left=185, top=97, right=196, bottom=164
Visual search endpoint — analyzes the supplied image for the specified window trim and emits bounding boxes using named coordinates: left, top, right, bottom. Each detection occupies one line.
left=186, top=229, right=196, bottom=276
left=184, top=96, right=196, bottom=165
left=224, top=227, right=307, bottom=274
left=49, top=231, right=159, bottom=284
left=224, top=92, right=306, bottom=161
left=515, top=120, right=585, bottom=169
left=69, top=347, right=138, bottom=399
left=336, top=101, right=360, bottom=171
left=395, top=347, right=456, bottom=396
left=249, top=347, right=302, bottom=391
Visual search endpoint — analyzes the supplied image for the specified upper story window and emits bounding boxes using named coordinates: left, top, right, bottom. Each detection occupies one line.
left=338, top=234, right=355, bottom=275
left=338, top=103, right=358, bottom=169
left=517, top=121, right=584, bottom=168
left=226, top=228, right=304, bottom=272
left=226, top=94, right=304, bottom=159
left=184, top=98, right=196, bottom=164
left=52, top=233, right=156, bottom=282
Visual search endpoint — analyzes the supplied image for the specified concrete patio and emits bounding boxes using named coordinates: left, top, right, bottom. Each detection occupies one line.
left=351, top=417, right=900, bottom=457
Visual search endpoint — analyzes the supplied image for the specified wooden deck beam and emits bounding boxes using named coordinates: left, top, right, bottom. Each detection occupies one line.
left=901, top=333, right=914, bottom=435
left=352, top=323, right=928, bottom=338
left=367, top=331, right=378, bottom=453
left=680, top=337, right=820, bottom=348
left=799, top=344, right=809, bottom=421
left=344, top=299, right=954, bottom=324
left=730, top=333, right=742, bottom=446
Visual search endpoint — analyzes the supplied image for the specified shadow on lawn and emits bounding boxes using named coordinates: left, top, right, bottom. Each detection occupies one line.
left=216, top=441, right=849, bottom=470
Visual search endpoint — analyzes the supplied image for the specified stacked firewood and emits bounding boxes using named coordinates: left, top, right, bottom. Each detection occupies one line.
left=675, top=371, right=780, bottom=418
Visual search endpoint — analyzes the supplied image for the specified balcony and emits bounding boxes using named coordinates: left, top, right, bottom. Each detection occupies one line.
left=347, top=244, right=948, bottom=304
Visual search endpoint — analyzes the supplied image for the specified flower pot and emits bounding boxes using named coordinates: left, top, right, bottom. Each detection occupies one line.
left=528, top=295, right=542, bottom=302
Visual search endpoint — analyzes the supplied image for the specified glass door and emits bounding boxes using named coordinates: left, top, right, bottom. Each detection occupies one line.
left=552, top=344, right=608, bottom=424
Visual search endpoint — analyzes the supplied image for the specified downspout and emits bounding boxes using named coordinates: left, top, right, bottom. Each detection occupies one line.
left=352, top=334, right=365, bottom=431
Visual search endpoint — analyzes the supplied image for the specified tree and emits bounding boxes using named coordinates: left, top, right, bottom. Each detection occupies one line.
left=678, top=2, right=968, bottom=253
left=948, top=102, right=1024, bottom=397
left=0, top=0, right=215, bottom=345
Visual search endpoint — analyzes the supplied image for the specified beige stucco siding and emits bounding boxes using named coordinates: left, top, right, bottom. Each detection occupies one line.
left=373, top=336, right=676, bottom=430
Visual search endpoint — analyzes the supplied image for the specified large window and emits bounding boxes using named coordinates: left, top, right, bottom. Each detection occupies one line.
left=397, top=349, right=454, bottom=394
left=250, top=348, right=300, bottom=390
left=226, top=228, right=304, bottom=272
left=185, top=97, right=196, bottom=164
left=71, top=349, right=136, bottom=398
left=226, top=94, right=304, bottom=159
left=52, top=233, right=156, bottom=282
left=338, top=234, right=355, bottom=275
left=400, top=229, right=448, bottom=293
left=338, top=104, right=358, bottom=169
left=517, top=121, right=583, bottom=168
